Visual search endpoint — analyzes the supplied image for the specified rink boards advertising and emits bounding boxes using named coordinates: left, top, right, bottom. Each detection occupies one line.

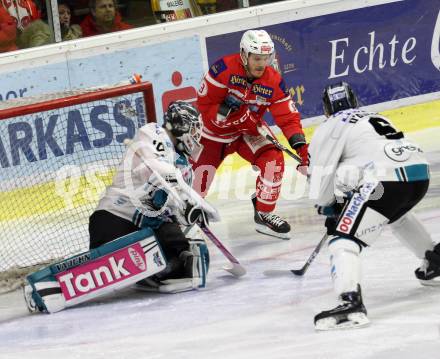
left=206, top=0, right=440, bottom=120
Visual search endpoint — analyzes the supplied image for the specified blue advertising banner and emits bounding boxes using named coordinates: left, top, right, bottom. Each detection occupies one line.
left=206, top=0, right=440, bottom=119
left=0, top=92, right=146, bottom=182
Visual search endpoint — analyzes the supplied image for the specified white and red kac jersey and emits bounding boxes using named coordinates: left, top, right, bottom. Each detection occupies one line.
left=197, top=53, right=304, bottom=142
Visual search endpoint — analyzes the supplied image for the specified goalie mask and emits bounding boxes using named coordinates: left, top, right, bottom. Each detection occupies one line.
left=163, top=101, right=202, bottom=156
left=322, top=82, right=358, bottom=117
left=240, top=29, right=275, bottom=67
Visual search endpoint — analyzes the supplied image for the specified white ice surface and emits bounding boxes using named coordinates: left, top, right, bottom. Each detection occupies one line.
left=1, top=129, right=440, bottom=359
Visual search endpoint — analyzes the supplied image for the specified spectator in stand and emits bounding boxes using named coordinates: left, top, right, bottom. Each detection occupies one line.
left=0, top=4, right=17, bottom=52
left=1, top=0, right=51, bottom=49
left=196, top=0, right=216, bottom=15
left=81, top=0, right=133, bottom=37
left=58, top=1, right=82, bottom=41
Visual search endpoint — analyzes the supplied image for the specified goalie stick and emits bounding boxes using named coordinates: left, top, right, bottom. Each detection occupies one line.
left=291, top=233, right=328, bottom=276
left=199, top=225, right=246, bottom=277
left=123, top=139, right=246, bottom=278
left=182, top=224, right=246, bottom=277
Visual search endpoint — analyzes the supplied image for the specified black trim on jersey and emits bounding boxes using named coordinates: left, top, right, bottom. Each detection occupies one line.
left=399, top=167, right=408, bottom=182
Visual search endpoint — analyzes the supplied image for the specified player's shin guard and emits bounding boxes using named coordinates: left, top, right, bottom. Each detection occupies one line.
left=136, top=239, right=209, bottom=293
left=389, top=212, right=439, bottom=285
left=252, top=150, right=290, bottom=239
left=314, top=237, right=369, bottom=330
left=24, top=228, right=167, bottom=313
left=328, top=237, right=362, bottom=295
left=390, top=212, right=435, bottom=259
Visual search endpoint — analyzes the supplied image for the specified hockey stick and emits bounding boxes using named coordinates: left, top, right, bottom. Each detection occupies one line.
left=257, top=125, right=302, bottom=163
left=123, top=140, right=245, bottom=277
left=291, top=233, right=328, bottom=276
left=199, top=225, right=246, bottom=277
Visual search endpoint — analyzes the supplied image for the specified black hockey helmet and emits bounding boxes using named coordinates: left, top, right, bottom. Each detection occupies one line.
left=163, top=101, right=202, bottom=155
left=322, top=82, right=358, bottom=117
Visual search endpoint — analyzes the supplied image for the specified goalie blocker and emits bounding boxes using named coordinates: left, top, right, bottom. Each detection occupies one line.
left=24, top=228, right=209, bottom=313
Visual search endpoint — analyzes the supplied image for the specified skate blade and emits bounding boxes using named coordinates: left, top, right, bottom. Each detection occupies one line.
left=419, top=278, right=440, bottom=287
left=255, top=225, right=290, bottom=240
left=315, top=313, right=370, bottom=331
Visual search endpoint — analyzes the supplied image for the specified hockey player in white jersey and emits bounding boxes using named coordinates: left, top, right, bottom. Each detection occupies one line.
left=308, top=82, right=438, bottom=330
left=24, top=101, right=217, bottom=313
left=89, top=100, right=215, bottom=291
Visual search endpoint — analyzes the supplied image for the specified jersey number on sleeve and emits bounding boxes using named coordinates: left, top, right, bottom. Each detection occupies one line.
left=368, top=117, right=404, bottom=140
left=153, top=140, right=165, bottom=153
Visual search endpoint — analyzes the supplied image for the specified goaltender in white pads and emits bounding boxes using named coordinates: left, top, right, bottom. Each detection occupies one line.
left=307, top=82, right=439, bottom=330
left=24, top=101, right=218, bottom=313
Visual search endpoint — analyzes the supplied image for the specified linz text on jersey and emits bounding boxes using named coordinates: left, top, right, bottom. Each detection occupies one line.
left=251, top=84, right=273, bottom=98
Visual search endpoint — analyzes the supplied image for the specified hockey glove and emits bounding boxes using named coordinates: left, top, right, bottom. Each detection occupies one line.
left=318, top=201, right=347, bottom=235
left=232, top=108, right=262, bottom=136
left=183, top=202, right=209, bottom=227
left=217, top=93, right=244, bottom=121
left=316, top=202, right=345, bottom=218
left=288, top=134, right=309, bottom=175
left=324, top=216, right=338, bottom=235
left=224, top=93, right=244, bottom=112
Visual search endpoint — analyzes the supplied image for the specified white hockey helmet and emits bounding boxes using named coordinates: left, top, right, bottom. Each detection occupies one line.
left=240, top=29, right=275, bottom=66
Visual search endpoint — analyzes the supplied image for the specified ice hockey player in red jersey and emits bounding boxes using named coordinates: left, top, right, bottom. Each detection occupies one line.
left=193, top=29, right=308, bottom=239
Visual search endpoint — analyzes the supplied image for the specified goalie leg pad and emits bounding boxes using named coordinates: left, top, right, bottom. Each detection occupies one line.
left=24, top=281, right=65, bottom=313
left=25, top=228, right=167, bottom=313
left=136, top=238, right=209, bottom=294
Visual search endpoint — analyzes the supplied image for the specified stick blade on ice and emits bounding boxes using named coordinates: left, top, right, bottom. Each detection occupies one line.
left=223, top=264, right=246, bottom=277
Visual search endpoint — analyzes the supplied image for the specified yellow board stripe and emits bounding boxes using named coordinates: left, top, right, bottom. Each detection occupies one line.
left=0, top=170, right=115, bottom=221
left=0, top=99, right=439, bottom=221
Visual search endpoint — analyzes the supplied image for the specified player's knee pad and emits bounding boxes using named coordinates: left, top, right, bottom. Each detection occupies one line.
left=24, top=228, right=166, bottom=313
left=328, top=237, right=362, bottom=296
left=390, top=212, right=435, bottom=259
left=183, top=239, right=210, bottom=287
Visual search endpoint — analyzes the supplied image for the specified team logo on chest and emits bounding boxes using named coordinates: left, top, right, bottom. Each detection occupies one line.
left=229, top=75, right=247, bottom=88
left=251, top=84, right=274, bottom=98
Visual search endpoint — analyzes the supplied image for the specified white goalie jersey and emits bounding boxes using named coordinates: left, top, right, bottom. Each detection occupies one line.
left=96, top=123, right=193, bottom=227
left=308, top=109, right=429, bottom=206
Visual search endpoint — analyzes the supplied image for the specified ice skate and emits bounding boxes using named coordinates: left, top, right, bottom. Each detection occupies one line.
left=415, top=262, right=440, bottom=286
left=252, top=197, right=291, bottom=239
left=314, top=285, right=370, bottom=330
